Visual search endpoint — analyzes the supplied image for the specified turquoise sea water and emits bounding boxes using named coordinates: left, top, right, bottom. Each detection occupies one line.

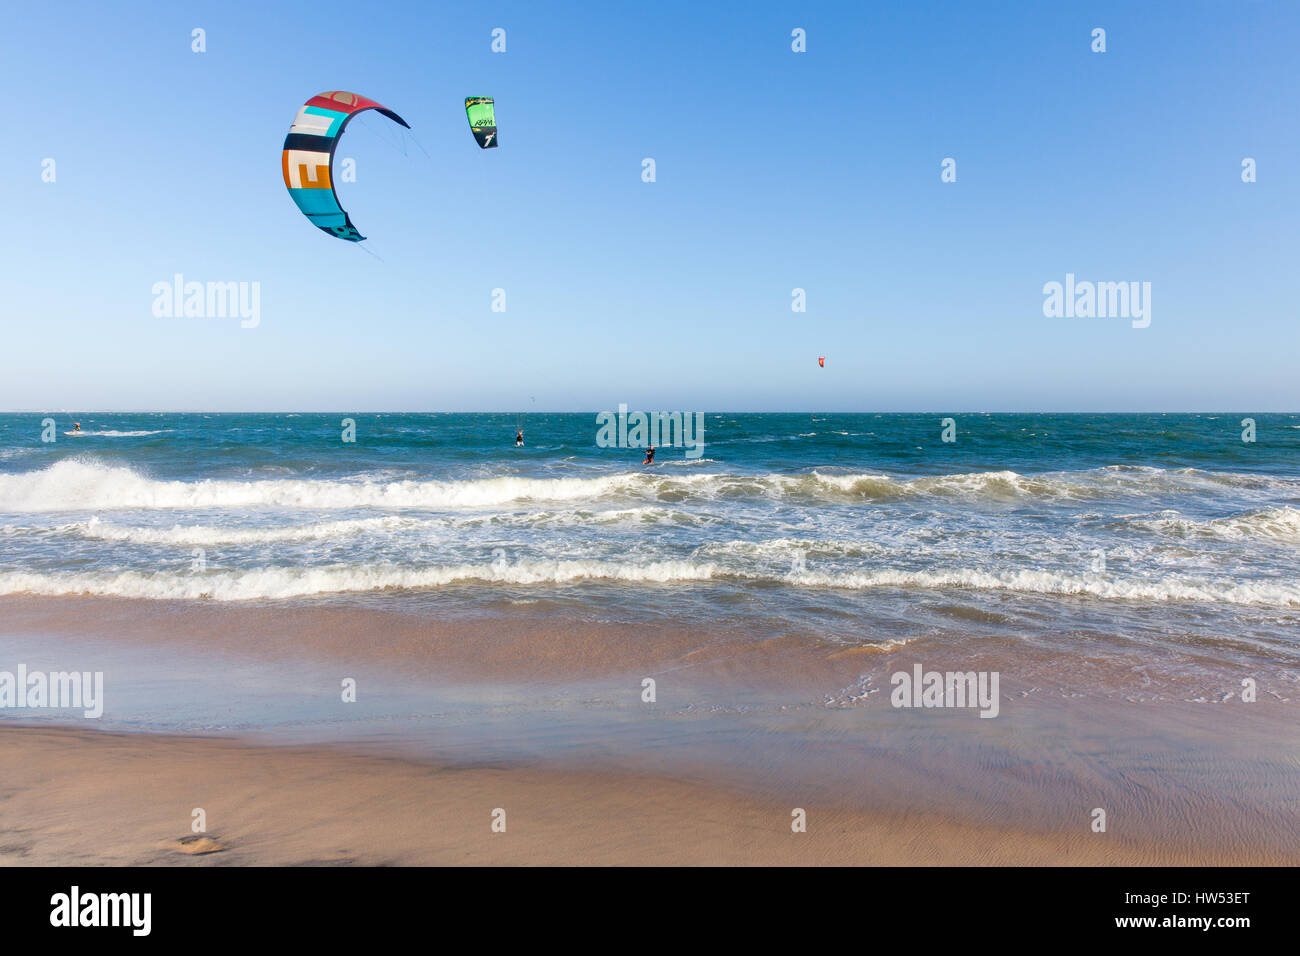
left=1, top=412, right=1298, bottom=678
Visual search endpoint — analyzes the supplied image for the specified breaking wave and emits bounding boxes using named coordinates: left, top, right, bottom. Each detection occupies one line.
left=1121, top=506, right=1300, bottom=542
left=0, top=561, right=1295, bottom=606
left=4, top=459, right=1294, bottom=513
left=63, top=430, right=169, bottom=437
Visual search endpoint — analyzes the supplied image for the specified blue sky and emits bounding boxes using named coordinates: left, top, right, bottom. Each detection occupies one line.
left=3, top=0, right=1297, bottom=411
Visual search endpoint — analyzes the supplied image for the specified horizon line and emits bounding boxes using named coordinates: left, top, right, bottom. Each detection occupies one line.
left=3, top=409, right=1298, bottom=416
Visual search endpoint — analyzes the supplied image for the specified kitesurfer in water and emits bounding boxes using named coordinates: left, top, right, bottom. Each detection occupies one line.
left=643, top=446, right=655, bottom=465
left=515, top=430, right=524, bottom=447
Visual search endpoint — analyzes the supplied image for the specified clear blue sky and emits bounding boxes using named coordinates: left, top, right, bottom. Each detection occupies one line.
left=4, top=0, right=1297, bottom=411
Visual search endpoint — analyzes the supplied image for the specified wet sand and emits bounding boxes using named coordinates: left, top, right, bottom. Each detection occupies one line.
left=4, top=725, right=1294, bottom=866
left=2, top=594, right=1287, bottom=700
left=1, top=595, right=1297, bottom=865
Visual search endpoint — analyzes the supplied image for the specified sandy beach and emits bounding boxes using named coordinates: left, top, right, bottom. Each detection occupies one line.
left=5, top=724, right=1293, bottom=867
left=3, top=595, right=1297, bottom=866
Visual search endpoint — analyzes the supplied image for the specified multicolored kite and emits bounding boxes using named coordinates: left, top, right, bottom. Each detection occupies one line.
left=465, top=96, right=498, bottom=149
left=282, top=91, right=410, bottom=242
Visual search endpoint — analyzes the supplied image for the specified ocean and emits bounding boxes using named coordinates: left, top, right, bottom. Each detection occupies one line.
left=2, top=412, right=1298, bottom=694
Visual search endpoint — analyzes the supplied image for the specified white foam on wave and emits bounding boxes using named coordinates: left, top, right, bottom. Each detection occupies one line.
left=63, top=430, right=169, bottom=437
left=797, top=469, right=1091, bottom=501
left=75, top=514, right=428, bottom=546
left=460, top=506, right=709, bottom=528
left=3, top=458, right=1296, bottom=514
left=784, top=567, right=1300, bottom=607
left=1, top=559, right=1296, bottom=606
left=0, top=559, right=723, bottom=601
left=63, top=506, right=706, bottom=543
left=0, top=459, right=647, bottom=512
left=1123, top=506, right=1300, bottom=542
left=697, top=536, right=886, bottom=560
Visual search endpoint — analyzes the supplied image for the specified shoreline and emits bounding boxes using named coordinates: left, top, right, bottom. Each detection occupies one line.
left=3, top=593, right=1288, bottom=700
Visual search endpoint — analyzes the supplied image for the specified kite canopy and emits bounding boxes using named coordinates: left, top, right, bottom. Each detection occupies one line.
left=281, top=91, right=410, bottom=242
left=465, top=96, right=498, bottom=149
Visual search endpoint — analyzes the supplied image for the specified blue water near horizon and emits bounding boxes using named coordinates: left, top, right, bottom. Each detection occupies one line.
left=1, top=412, right=1298, bottom=684
left=3, top=411, right=1298, bottom=480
